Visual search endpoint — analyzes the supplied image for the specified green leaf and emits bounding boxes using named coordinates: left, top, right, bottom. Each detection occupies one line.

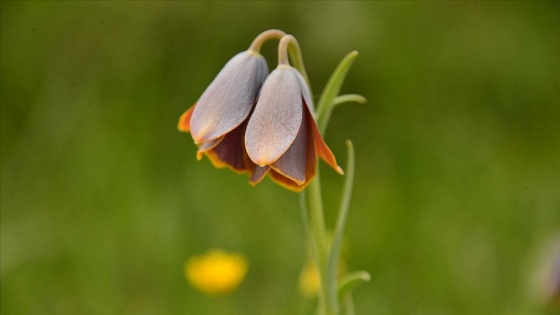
left=337, top=270, right=371, bottom=301
left=332, top=94, right=367, bottom=108
left=317, top=51, right=360, bottom=135
left=325, top=140, right=356, bottom=312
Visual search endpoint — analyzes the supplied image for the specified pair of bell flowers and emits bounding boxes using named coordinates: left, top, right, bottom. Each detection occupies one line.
left=178, top=31, right=343, bottom=192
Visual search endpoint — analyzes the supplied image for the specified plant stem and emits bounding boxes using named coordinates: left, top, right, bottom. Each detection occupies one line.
left=286, top=34, right=350, bottom=315
left=305, top=172, right=335, bottom=315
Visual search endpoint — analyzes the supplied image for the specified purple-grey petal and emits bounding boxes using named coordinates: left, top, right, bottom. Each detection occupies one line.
left=190, top=51, right=268, bottom=144
left=293, top=69, right=315, bottom=115
left=249, top=165, right=270, bottom=185
left=245, top=67, right=303, bottom=165
left=197, top=137, right=223, bottom=160
left=208, top=122, right=249, bottom=172
left=271, top=107, right=308, bottom=184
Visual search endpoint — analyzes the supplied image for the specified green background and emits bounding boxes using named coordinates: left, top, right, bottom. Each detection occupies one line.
left=2, top=1, right=559, bottom=314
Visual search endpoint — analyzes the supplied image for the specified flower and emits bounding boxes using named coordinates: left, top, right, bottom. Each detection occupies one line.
left=185, top=249, right=248, bottom=295
left=178, top=50, right=268, bottom=173
left=245, top=65, right=343, bottom=191
left=298, top=260, right=321, bottom=297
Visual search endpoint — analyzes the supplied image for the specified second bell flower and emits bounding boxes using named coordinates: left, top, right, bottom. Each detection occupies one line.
left=245, top=66, right=343, bottom=191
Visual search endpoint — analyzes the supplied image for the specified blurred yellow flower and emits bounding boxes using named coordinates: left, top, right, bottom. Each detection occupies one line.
left=298, top=259, right=347, bottom=297
left=185, top=249, right=248, bottom=295
left=299, top=260, right=321, bottom=297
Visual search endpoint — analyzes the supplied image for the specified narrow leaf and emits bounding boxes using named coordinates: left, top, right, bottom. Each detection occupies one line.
left=325, top=140, right=355, bottom=311
left=332, top=94, right=367, bottom=108
left=317, top=51, right=359, bottom=134
left=337, top=270, right=371, bottom=300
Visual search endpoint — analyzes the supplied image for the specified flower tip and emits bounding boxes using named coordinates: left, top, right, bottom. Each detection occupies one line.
left=248, top=155, right=274, bottom=168
left=336, top=166, right=344, bottom=175
left=178, top=106, right=195, bottom=132
left=192, top=130, right=210, bottom=145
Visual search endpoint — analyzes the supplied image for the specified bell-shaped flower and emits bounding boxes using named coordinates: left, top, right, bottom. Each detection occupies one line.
left=245, top=66, right=343, bottom=191
left=178, top=51, right=268, bottom=173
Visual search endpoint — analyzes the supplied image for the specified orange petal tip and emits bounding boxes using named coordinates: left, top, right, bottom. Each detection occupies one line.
left=178, top=105, right=195, bottom=133
left=336, top=166, right=344, bottom=175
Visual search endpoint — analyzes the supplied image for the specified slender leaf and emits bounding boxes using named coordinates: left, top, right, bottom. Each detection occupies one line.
left=332, top=94, right=367, bottom=108
left=325, top=140, right=356, bottom=312
left=317, top=51, right=359, bottom=134
left=337, top=271, right=371, bottom=301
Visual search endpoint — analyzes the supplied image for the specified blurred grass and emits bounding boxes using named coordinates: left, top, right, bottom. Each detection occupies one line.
left=1, top=1, right=559, bottom=314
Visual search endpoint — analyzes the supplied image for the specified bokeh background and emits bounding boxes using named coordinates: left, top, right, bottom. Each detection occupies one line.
left=2, top=1, right=559, bottom=314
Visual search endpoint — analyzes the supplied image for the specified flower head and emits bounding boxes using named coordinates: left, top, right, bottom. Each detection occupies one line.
left=178, top=51, right=268, bottom=173
left=185, top=249, right=248, bottom=295
left=245, top=64, right=343, bottom=191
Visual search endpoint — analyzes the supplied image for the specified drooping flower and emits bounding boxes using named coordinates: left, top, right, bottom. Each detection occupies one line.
left=185, top=249, right=248, bottom=295
left=245, top=65, right=343, bottom=191
left=178, top=50, right=268, bottom=173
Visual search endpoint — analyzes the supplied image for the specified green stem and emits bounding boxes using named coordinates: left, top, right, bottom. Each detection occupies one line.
left=291, top=42, right=362, bottom=315
left=307, top=174, right=328, bottom=261
left=325, top=141, right=356, bottom=313
left=305, top=172, right=334, bottom=315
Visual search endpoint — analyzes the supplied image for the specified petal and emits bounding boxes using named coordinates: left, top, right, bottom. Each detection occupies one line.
left=270, top=106, right=308, bottom=185
left=178, top=104, right=196, bottom=132
left=268, top=169, right=307, bottom=192
left=197, top=137, right=223, bottom=160
left=249, top=165, right=270, bottom=186
left=203, top=122, right=250, bottom=173
left=293, top=70, right=315, bottom=115
left=303, top=110, right=318, bottom=183
left=190, top=52, right=268, bottom=144
left=307, top=106, right=344, bottom=175
left=268, top=107, right=319, bottom=192
left=245, top=67, right=303, bottom=165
